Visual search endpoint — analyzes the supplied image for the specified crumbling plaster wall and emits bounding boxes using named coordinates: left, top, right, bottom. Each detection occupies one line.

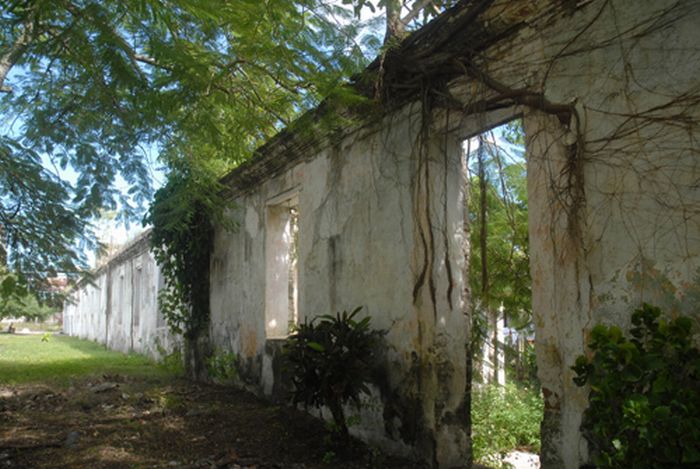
left=63, top=236, right=177, bottom=360
left=211, top=0, right=699, bottom=467
left=62, top=0, right=699, bottom=467
left=209, top=103, right=470, bottom=466
left=441, top=0, right=700, bottom=467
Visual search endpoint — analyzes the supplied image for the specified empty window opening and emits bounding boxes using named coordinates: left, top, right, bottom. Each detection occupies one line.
left=118, top=272, right=125, bottom=326
left=156, top=268, right=166, bottom=328
left=462, top=119, right=542, bottom=466
left=265, top=194, right=300, bottom=338
left=133, top=265, right=142, bottom=328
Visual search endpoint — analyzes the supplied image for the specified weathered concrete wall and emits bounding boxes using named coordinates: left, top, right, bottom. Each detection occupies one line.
left=210, top=1, right=699, bottom=467
left=62, top=1, right=700, bottom=467
left=442, top=1, right=700, bottom=466
left=63, top=232, right=178, bottom=361
left=210, top=104, right=470, bottom=465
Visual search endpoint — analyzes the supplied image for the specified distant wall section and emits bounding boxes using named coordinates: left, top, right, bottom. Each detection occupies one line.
left=63, top=231, right=178, bottom=360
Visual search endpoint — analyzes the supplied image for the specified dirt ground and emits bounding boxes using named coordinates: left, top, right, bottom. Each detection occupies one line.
left=0, top=374, right=425, bottom=469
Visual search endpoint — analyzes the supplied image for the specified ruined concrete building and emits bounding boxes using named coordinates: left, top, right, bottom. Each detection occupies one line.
left=63, top=232, right=179, bottom=360
left=64, top=1, right=700, bottom=467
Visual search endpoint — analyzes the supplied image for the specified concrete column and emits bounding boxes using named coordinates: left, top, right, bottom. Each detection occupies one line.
left=524, top=110, right=589, bottom=468
left=410, top=127, right=470, bottom=467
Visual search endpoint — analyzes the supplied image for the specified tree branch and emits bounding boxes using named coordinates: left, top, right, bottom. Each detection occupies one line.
left=400, top=0, right=436, bottom=26
left=133, top=53, right=173, bottom=72
left=0, top=17, right=35, bottom=93
left=62, top=1, right=169, bottom=75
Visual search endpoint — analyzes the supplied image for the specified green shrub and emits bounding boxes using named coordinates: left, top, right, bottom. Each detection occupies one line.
left=471, top=382, right=543, bottom=467
left=284, top=307, right=384, bottom=439
left=158, top=346, right=184, bottom=375
left=206, top=349, right=238, bottom=383
left=572, top=304, right=700, bottom=467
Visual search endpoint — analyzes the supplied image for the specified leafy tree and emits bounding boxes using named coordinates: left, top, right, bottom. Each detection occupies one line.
left=0, top=0, right=368, bottom=283
left=0, top=269, right=55, bottom=321
left=0, top=138, right=88, bottom=280
left=466, top=121, right=531, bottom=384
left=467, top=124, right=530, bottom=326
left=346, top=0, right=459, bottom=44
left=1, top=291, right=54, bottom=322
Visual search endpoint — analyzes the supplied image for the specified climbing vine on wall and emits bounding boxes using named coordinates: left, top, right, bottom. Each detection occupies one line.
left=144, top=160, right=234, bottom=342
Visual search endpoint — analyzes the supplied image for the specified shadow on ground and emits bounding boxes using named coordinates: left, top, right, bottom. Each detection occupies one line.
left=0, top=373, right=428, bottom=468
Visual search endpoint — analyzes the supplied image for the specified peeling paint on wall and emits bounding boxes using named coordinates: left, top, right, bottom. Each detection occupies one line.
left=64, top=1, right=700, bottom=467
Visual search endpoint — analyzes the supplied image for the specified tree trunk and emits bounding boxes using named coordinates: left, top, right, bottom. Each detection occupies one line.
left=0, top=19, right=35, bottom=93
left=329, top=398, right=349, bottom=440
left=0, top=225, right=6, bottom=267
left=477, top=138, right=495, bottom=384
left=477, top=139, right=489, bottom=304
left=516, top=333, right=525, bottom=382
left=383, top=0, right=405, bottom=45
left=184, top=332, right=210, bottom=381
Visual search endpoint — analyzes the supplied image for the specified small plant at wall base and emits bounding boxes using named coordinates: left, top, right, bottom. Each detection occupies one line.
left=156, top=341, right=184, bottom=376
left=284, top=307, right=385, bottom=440
left=206, top=349, right=239, bottom=383
left=572, top=304, right=700, bottom=467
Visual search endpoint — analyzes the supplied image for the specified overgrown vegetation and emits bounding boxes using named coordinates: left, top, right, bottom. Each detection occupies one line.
left=284, top=307, right=384, bottom=439
left=205, top=349, right=239, bottom=384
left=0, top=1, right=373, bottom=283
left=504, top=336, right=538, bottom=385
left=0, top=269, right=60, bottom=322
left=572, top=304, right=700, bottom=467
left=471, top=382, right=543, bottom=467
left=156, top=344, right=184, bottom=376
left=144, top=164, right=223, bottom=377
left=467, top=121, right=530, bottom=326
left=464, top=120, right=542, bottom=465
left=144, top=165, right=222, bottom=331
left=467, top=122, right=531, bottom=371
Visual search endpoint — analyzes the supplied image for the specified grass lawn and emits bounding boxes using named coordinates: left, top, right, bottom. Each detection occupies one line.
left=0, top=333, right=173, bottom=385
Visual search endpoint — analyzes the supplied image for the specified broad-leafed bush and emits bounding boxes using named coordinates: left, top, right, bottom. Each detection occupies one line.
left=284, top=307, right=384, bottom=439
left=572, top=304, right=700, bottom=467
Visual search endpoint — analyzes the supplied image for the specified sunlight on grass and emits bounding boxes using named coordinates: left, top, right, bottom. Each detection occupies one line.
left=472, top=382, right=543, bottom=467
left=0, top=334, right=174, bottom=385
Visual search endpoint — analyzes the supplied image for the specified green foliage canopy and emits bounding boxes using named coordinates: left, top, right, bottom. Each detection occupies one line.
left=0, top=0, right=368, bottom=282
left=467, top=122, right=531, bottom=328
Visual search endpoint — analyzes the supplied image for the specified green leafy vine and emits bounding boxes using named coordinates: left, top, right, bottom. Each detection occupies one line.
left=144, top=161, right=234, bottom=343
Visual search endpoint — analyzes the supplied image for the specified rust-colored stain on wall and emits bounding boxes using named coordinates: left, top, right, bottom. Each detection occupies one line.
left=242, top=327, right=258, bottom=358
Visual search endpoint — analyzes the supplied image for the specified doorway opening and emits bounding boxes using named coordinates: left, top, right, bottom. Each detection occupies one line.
left=265, top=194, right=300, bottom=339
left=462, top=119, right=542, bottom=467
